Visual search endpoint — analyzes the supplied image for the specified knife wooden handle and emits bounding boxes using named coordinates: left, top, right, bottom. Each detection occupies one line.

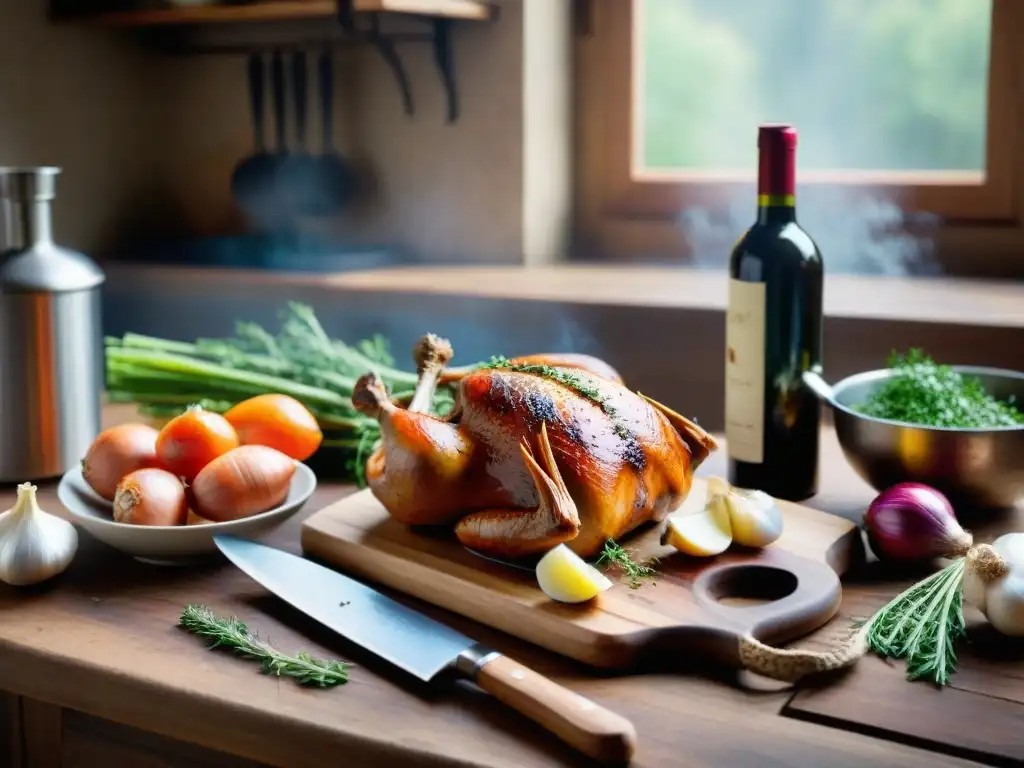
left=474, top=654, right=637, bottom=762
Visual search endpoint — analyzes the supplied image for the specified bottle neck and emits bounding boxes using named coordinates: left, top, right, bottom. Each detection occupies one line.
left=2, top=200, right=53, bottom=250
left=756, top=195, right=796, bottom=225
left=756, top=138, right=797, bottom=225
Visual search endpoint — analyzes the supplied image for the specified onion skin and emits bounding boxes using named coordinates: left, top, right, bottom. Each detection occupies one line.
left=156, top=406, right=240, bottom=482
left=82, top=424, right=162, bottom=501
left=113, top=468, right=189, bottom=526
left=189, top=445, right=296, bottom=522
left=863, top=482, right=971, bottom=562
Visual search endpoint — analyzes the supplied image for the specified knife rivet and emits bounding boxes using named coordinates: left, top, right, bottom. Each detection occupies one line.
left=511, top=669, right=526, bottom=680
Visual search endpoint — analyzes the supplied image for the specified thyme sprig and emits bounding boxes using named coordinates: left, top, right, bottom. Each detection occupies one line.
left=483, top=356, right=618, bottom=417
left=859, top=558, right=967, bottom=686
left=596, top=539, right=659, bottom=589
left=179, top=604, right=350, bottom=688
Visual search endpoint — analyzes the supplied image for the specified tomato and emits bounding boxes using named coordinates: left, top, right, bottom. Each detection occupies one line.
left=155, top=406, right=239, bottom=481
left=224, top=394, right=323, bottom=461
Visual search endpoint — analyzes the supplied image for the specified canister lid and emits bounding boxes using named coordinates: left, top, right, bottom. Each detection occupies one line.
left=1, top=167, right=105, bottom=293
left=0, top=167, right=59, bottom=201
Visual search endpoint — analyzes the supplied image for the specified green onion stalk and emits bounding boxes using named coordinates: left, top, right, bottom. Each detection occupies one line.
left=104, top=302, right=464, bottom=485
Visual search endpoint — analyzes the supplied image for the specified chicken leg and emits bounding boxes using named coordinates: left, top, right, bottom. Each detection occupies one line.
left=455, top=424, right=581, bottom=557
left=352, top=370, right=473, bottom=525
left=408, top=333, right=454, bottom=414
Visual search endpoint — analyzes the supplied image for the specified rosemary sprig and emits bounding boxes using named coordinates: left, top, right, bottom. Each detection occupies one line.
left=596, top=539, right=659, bottom=589
left=860, top=558, right=967, bottom=686
left=179, top=604, right=350, bottom=688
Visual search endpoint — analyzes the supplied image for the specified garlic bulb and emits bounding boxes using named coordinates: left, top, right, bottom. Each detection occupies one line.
left=0, top=483, right=79, bottom=586
left=705, top=476, right=784, bottom=548
left=962, top=533, right=1024, bottom=636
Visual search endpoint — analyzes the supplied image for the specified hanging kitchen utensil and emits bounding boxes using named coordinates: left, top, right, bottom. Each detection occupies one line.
left=262, top=47, right=291, bottom=229
left=230, top=52, right=277, bottom=222
left=277, top=49, right=321, bottom=217
left=306, top=46, right=356, bottom=216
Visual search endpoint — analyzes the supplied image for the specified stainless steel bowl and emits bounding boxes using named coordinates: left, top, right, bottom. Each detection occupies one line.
left=805, top=366, right=1024, bottom=509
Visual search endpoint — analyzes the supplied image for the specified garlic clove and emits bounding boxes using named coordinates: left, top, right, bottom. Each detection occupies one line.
left=706, top=475, right=731, bottom=501
left=985, top=570, right=1024, bottom=637
left=724, top=488, right=785, bottom=548
left=993, top=532, right=1024, bottom=569
left=662, top=496, right=733, bottom=557
left=0, top=483, right=79, bottom=587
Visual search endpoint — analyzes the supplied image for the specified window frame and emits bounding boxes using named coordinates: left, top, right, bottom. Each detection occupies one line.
left=573, top=0, right=1024, bottom=277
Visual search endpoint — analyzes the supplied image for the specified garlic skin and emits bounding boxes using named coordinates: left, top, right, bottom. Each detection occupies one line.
left=705, top=477, right=784, bottom=548
left=0, top=483, right=79, bottom=587
left=986, top=571, right=1024, bottom=637
left=963, top=533, right=1024, bottom=637
left=962, top=567, right=988, bottom=614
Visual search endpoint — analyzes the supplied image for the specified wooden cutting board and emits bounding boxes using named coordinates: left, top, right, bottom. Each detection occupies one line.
left=300, top=477, right=864, bottom=670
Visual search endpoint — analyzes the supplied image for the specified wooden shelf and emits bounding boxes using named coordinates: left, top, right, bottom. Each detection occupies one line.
left=78, top=0, right=494, bottom=27
left=353, top=0, right=493, bottom=20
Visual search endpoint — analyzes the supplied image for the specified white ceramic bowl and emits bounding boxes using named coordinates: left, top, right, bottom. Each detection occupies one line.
left=56, top=464, right=317, bottom=565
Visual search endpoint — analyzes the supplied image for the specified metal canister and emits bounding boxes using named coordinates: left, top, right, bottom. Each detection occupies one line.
left=0, top=167, right=105, bottom=482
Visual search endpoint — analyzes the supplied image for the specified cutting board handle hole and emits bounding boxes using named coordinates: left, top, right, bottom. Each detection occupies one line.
left=703, top=565, right=798, bottom=608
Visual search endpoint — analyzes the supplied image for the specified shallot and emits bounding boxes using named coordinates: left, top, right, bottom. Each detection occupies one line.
left=156, top=405, right=239, bottom=482
left=113, top=468, right=189, bottom=526
left=863, top=482, right=971, bottom=562
left=82, top=424, right=161, bottom=501
left=189, top=445, right=296, bottom=522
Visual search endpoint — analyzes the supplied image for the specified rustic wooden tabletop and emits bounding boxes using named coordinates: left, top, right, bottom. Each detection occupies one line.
left=0, top=404, right=1018, bottom=767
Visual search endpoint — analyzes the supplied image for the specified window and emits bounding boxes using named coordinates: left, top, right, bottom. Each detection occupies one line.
left=575, top=0, right=1024, bottom=276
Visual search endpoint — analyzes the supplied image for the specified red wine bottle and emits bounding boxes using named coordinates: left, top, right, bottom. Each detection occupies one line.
left=725, top=125, right=824, bottom=501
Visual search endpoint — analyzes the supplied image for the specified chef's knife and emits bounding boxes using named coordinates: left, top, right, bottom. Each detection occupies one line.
left=214, top=535, right=637, bottom=763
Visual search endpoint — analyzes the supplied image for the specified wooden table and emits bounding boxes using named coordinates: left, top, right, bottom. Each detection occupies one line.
left=0, top=405, right=1019, bottom=768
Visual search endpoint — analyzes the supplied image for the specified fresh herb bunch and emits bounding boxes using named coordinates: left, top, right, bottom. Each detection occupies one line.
left=179, top=604, right=350, bottom=687
left=596, top=539, right=658, bottom=589
left=855, top=348, right=1024, bottom=428
left=859, top=558, right=967, bottom=686
left=105, top=303, right=463, bottom=485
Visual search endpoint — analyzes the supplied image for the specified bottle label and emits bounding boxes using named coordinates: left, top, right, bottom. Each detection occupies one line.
left=725, top=278, right=766, bottom=464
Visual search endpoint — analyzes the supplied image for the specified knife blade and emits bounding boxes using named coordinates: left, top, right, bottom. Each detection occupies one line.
left=214, top=535, right=636, bottom=763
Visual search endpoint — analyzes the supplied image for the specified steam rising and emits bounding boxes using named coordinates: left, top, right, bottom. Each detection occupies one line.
left=678, top=188, right=942, bottom=276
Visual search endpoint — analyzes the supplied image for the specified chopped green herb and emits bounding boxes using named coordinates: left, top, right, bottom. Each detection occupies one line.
left=483, top=356, right=618, bottom=417
left=595, top=539, right=659, bottom=589
left=854, top=348, right=1024, bottom=428
left=179, top=604, right=350, bottom=688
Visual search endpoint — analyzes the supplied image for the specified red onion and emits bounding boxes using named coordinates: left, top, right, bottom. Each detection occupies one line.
left=863, top=482, right=972, bottom=562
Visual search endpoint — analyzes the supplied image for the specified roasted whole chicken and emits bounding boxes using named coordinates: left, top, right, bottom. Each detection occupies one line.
left=352, top=335, right=718, bottom=559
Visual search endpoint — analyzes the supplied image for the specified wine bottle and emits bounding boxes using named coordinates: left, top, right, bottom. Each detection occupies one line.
left=725, top=124, right=824, bottom=501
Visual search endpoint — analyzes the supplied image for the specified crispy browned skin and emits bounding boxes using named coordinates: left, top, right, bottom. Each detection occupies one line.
left=441, top=353, right=623, bottom=385
left=353, top=338, right=716, bottom=559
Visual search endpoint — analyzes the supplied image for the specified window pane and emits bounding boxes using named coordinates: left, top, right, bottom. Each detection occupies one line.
left=639, top=0, right=991, bottom=173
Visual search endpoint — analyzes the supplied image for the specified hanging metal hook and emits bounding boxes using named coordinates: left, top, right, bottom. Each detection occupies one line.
left=367, top=13, right=416, bottom=118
